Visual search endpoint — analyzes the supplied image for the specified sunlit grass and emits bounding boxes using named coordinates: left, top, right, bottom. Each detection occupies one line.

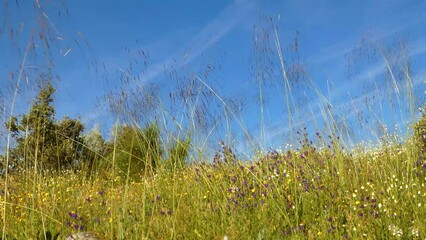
left=1, top=2, right=425, bottom=239
left=0, top=132, right=425, bottom=239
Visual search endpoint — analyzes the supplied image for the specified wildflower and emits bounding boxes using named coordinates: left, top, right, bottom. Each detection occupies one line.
left=388, top=224, right=403, bottom=237
left=73, top=224, right=85, bottom=231
left=229, top=186, right=238, bottom=193
left=69, top=212, right=78, bottom=219
left=411, top=227, right=419, bottom=237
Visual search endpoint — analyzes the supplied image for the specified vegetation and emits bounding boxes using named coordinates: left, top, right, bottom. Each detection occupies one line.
left=104, top=124, right=162, bottom=180
left=1, top=122, right=426, bottom=239
left=6, top=82, right=86, bottom=171
left=1, top=1, right=424, bottom=239
left=413, top=106, right=426, bottom=152
left=0, top=83, right=425, bottom=239
left=4, top=82, right=182, bottom=178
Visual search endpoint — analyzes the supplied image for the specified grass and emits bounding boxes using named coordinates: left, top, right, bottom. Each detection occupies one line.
left=1, top=3, right=425, bottom=239
left=0, top=132, right=425, bottom=239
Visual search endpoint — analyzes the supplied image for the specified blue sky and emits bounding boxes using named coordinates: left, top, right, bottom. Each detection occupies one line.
left=1, top=0, right=425, bottom=156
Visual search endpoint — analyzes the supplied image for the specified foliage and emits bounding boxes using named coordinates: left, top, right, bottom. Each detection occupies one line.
left=413, top=107, right=426, bottom=152
left=1, top=133, right=426, bottom=239
left=6, top=82, right=86, bottom=171
left=83, top=125, right=106, bottom=174
left=164, top=137, right=191, bottom=171
left=56, top=116, right=85, bottom=168
left=105, top=124, right=162, bottom=180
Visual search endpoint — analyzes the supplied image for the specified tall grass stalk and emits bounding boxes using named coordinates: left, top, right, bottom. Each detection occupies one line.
left=2, top=39, right=31, bottom=239
left=1, top=3, right=424, bottom=239
left=273, top=27, right=296, bottom=145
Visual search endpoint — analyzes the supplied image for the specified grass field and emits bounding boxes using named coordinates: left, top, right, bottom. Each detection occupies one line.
left=1, top=2, right=425, bottom=239
left=1, top=129, right=425, bottom=239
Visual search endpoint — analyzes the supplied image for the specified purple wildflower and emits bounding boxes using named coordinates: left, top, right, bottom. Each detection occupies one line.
left=69, top=212, right=78, bottom=219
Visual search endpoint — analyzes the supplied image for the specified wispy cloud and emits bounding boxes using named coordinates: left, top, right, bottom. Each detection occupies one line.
left=125, top=0, right=256, bottom=86
left=308, top=2, right=426, bottom=66
left=255, top=65, right=425, bottom=150
left=79, top=0, right=257, bottom=131
left=412, top=38, right=426, bottom=57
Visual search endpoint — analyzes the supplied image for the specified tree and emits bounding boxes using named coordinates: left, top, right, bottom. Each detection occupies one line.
left=7, top=82, right=56, bottom=170
left=56, top=116, right=85, bottom=168
left=7, top=81, right=86, bottom=171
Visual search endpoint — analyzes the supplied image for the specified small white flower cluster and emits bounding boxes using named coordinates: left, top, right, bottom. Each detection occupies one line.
left=268, top=169, right=279, bottom=180
left=410, top=226, right=419, bottom=237
left=229, top=186, right=238, bottom=193
left=388, top=224, right=403, bottom=237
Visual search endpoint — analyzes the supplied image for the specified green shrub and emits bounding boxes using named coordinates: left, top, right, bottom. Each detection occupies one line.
left=413, top=107, right=426, bottom=152
left=165, top=137, right=190, bottom=171
left=106, top=124, right=162, bottom=180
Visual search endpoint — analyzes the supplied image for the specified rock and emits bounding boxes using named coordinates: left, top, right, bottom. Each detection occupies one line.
left=65, top=232, right=102, bottom=240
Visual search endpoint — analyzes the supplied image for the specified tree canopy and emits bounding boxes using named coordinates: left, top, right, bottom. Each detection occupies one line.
left=4, top=80, right=190, bottom=177
left=7, top=82, right=85, bottom=171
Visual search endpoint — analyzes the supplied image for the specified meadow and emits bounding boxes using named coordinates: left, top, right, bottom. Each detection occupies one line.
left=1, top=124, right=425, bottom=239
left=1, top=2, right=425, bottom=239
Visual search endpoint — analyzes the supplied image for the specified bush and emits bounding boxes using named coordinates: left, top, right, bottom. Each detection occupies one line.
left=413, top=107, right=426, bottom=152
left=165, top=137, right=190, bottom=171
left=106, top=124, right=162, bottom=180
